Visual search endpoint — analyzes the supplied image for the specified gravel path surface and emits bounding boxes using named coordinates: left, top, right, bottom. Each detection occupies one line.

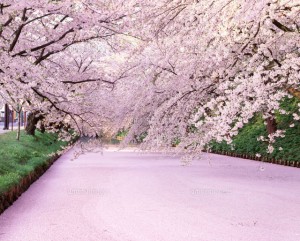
left=0, top=148, right=299, bottom=241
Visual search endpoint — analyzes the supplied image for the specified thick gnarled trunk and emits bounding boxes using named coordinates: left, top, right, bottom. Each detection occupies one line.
left=25, top=112, right=42, bottom=136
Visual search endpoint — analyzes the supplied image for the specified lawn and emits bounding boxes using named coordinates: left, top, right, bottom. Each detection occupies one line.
left=0, top=131, right=67, bottom=194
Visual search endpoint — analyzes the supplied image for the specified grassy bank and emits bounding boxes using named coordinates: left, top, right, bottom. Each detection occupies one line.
left=0, top=131, right=67, bottom=194
left=210, top=97, right=300, bottom=162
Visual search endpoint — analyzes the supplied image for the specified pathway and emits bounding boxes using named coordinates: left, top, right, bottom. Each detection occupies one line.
left=0, top=149, right=300, bottom=241
left=0, top=122, right=22, bottom=135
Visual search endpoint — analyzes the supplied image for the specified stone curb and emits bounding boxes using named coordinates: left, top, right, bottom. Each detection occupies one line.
left=208, top=150, right=300, bottom=168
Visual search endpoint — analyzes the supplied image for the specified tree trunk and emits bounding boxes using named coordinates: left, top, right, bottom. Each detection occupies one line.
left=16, top=111, right=21, bottom=141
left=11, top=110, right=13, bottom=131
left=287, top=87, right=300, bottom=99
left=3, top=104, right=9, bottom=130
left=25, top=112, right=41, bottom=136
left=40, top=121, right=46, bottom=133
left=266, top=117, right=277, bottom=135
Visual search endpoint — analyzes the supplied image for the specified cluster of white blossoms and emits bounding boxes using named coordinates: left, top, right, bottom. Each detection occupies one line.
left=113, top=0, right=300, bottom=154
left=0, top=0, right=137, bottom=138
left=0, top=1, right=299, bottom=153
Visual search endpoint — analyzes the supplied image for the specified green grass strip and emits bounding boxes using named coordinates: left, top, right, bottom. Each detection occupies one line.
left=0, top=131, right=67, bottom=194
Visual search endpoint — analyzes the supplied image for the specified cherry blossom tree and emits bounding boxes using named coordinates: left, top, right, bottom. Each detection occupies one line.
left=114, top=0, right=300, bottom=154
left=0, top=0, right=299, bottom=155
left=0, top=0, right=136, bottom=138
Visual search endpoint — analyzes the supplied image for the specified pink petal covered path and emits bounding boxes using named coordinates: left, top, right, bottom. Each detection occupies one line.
left=0, top=149, right=299, bottom=241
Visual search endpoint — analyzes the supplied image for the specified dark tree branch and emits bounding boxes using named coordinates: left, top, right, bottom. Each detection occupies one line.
left=13, top=28, right=75, bottom=57
left=272, top=19, right=294, bottom=32
left=62, top=78, right=115, bottom=85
